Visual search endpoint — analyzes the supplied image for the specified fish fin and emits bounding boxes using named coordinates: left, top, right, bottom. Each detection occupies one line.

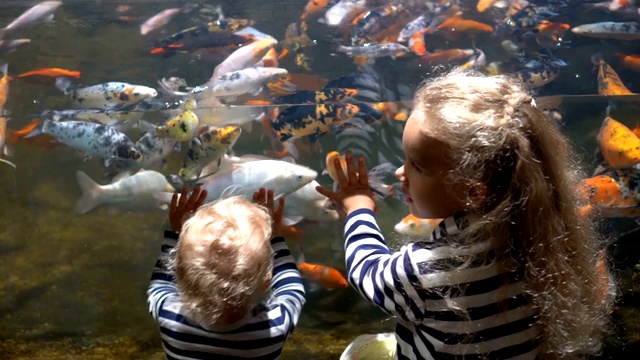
left=43, top=14, right=55, bottom=23
left=75, top=170, right=102, bottom=214
left=0, top=157, right=16, bottom=169
left=55, top=77, right=72, bottom=94
left=283, top=215, right=304, bottom=226
left=3, top=144, right=13, bottom=157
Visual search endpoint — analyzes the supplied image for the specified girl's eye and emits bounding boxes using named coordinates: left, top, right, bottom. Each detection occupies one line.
left=411, top=161, right=422, bottom=172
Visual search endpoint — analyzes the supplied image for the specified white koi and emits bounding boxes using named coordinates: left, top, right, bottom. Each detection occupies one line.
left=75, top=169, right=175, bottom=214
left=140, top=7, right=184, bottom=35
left=0, top=1, right=62, bottom=39
left=56, top=77, right=158, bottom=110
left=0, top=39, right=31, bottom=54
left=211, top=38, right=278, bottom=79
left=324, top=0, right=367, bottom=27
left=201, top=67, right=288, bottom=99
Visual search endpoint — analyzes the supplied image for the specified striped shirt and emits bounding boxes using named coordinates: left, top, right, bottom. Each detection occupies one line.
left=344, top=209, right=541, bottom=360
left=147, top=231, right=305, bottom=359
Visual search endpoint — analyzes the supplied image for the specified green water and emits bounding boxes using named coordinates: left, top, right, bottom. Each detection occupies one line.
left=1, top=0, right=640, bottom=359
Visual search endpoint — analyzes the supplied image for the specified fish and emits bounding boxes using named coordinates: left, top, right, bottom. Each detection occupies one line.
left=156, top=109, right=200, bottom=142
left=270, top=103, right=360, bottom=143
left=211, top=38, right=278, bottom=79
left=436, top=16, right=494, bottom=33
left=578, top=173, right=640, bottom=218
left=0, top=116, right=16, bottom=168
left=614, top=53, right=640, bottom=72
left=298, top=261, right=349, bottom=290
left=0, top=39, right=31, bottom=54
left=191, top=159, right=318, bottom=202
left=571, top=21, right=640, bottom=40
left=15, top=67, right=80, bottom=80
left=283, top=180, right=339, bottom=224
left=398, top=14, right=429, bottom=42
left=336, top=43, right=410, bottom=58
left=350, top=4, right=413, bottom=46
left=394, top=214, right=442, bottom=239
left=140, top=7, right=186, bottom=36
left=272, top=88, right=358, bottom=105
left=592, top=53, right=634, bottom=95
left=55, top=77, right=158, bottom=110
left=597, top=116, right=640, bottom=169
left=324, top=0, right=367, bottom=27
left=512, top=57, right=567, bottom=88
left=33, top=120, right=141, bottom=162
left=107, top=131, right=179, bottom=177
left=408, top=30, right=428, bottom=56
left=0, top=1, right=62, bottom=39
left=179, top=125, right=242, bottom=180
left=301, top=0, right=330, bottom=20
left=75, top=169, right=175, bottom=214
left=0, top=64, right=10, bottom=109
left=151, top=32, right=255, bottom=56
left=418, top=49, right=475, bottom=66
left=477, top=0, right=498, bottom=13
left=40, top=108, right=144, bottom=130
left=202, top=67, right=288, bottom=99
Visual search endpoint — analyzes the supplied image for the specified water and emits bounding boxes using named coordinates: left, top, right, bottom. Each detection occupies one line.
left=1, top=0, right=640, bottom=358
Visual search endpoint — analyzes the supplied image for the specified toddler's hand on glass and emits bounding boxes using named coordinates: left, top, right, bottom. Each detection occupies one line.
left=315, top=152, right=376, bottom=216
left=253, top=188, right=285, bottom=237
left=170, top=185, right=208, bottom=232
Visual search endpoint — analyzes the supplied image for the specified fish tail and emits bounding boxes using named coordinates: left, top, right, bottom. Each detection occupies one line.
left=7, top=119, right=39, bottom=144
left=75, top=170, right=102, bottom=214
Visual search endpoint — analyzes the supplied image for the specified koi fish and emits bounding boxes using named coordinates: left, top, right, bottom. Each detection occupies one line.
left=271, top=103, right=360, bottom=143
left=579, top=173, right=640, bottom=218
left=614, top=53, right=640, bottom=72
left=107, top=131, right=179, bottom=177
left=15, top=67, right=80, bottom=80
left=152, top=33, right=255, bottom=56
left=350, top=4, right=413, bottom=46
left=0, top=39, right=31, bottom=54
left=592, top=53, right=634, bottom=95
left=298, top=261, right=349, bottom=290
left=156, top=108, right=200, bottom=142
left=75, top=170, right=175, bottom=214
left=179, top=125, right=242, bottom=180
left=512, top=58, right=567, bottom=88
left=408, top=30, right=428, bottom=56
left=336, top=43, right=410, bottom=59
left=301, top=0, right=330, bottom=20
left=398, top=14, right=429, bottom=42
left=284, top=180, right=339, bottom=223
left=597, top=116, right=640, bottom=168
left=436, top=16, right=494, bottom=33
left=324, top=0, right=367, bottom=27
left=394, top=214, right=442, bottom=239
left=6, top=119, right=59, bottom=151
left=272, top=88, right=358, bottom=105
left=477, top=0, right=498, bottom=13
left=211, top=38, right=278, bottom=79
left=0, top=1, right=62, bottom=39
left=202, top=67, right=288, bottom=99
left=266, top=73, right=329, bottom=97
left=0, top=116, right=15, bottom=168
left=140, top=7, right=186, bottom=36
left=0, top=64, right=10, bottom=109
left=32, top=120, right=141, bottom=162
left=55, top=77, right=157, bottom=110
left=571, top=21, right=640, bottom=40
left=418, top=49, right=475, bottom=66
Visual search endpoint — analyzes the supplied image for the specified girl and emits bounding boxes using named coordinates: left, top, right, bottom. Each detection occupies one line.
left=316, top=70, right=612, bottom=359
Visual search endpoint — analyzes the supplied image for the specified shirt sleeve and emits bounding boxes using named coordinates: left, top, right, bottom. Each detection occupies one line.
left=343, top=209, right=425, bottom=322
left=270, top=236, right=306, bottom=336
left=147, top=230, right=181, bottom=322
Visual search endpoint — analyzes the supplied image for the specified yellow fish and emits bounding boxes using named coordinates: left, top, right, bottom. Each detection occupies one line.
left=179, top=125, right=242, bottom=180
left=156, top=107, right=200, bottom=142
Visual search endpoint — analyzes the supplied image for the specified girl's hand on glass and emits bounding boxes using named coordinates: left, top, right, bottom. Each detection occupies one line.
left=253, top=188, right=285, bottom=237
left=315, top=152, right=376, bottom=216
left=169, top=185, right=208, bottom=232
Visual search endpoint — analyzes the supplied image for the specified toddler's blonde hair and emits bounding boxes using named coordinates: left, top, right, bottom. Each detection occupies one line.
left=172, top=196, right=273, bottom=326
left=412, top=69, right=612, bottom=359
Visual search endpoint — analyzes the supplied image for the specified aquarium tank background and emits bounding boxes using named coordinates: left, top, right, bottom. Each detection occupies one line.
left=1, top=0, right=640, bottom=359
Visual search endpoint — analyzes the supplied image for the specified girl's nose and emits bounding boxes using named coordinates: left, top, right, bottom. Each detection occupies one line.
left=395, top=165, right=405, bottom=181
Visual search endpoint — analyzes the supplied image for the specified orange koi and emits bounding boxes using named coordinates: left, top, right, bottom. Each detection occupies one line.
left=261, top=48, right=279, bottom=67
left=267, top=73, right=328, bottom=96
left=298, top=261, right=349, bottom=290
left=476, top=0, right=498, bottom=12
left=614, top=53, right=640, bottom=73
left=597, top=116, right=640, bottom=168
left=371, top=102, right=410, bottom=122
left=324, top=151, right=349, bottom=184
left=420, top=49, right=475, bottom=65
left=409, top=30, right=427, bottom=56
left=593, top=55, right=633, bottom=95
left=301, top=0, right=330, bottom=20
left=579, top=174, right=640, bottom=218
left=0, top=64, right=9, bottom=110
left=16, top=67, right=81, bottom=80
left=436, top=17, right=493, bottom=33
left=535, top=20, right=570, bottom=35
left=394, top=214, right=442, bottom=239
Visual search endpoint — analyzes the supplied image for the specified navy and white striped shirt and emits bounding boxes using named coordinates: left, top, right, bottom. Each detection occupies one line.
left=344, top=209, right=541, bottom=360
left=147, top=232, right=305, bottom=359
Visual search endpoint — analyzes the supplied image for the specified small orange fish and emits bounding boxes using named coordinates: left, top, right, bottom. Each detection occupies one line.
left=476, top=0, right=498, bottom=12
left=409, top=30, right=428, bottom=56
left=267, top=73, right=329, bottom=96
left=614, top=53, right=640, bottom=73
left=535, top=21, right=570, bottom=35
left=301, top=0, right=330, bottom=20
left=7, top=119, right=60, bottom=150
left=7, top=119, right=39, bottom=144
left=298, top=261, right=349, bottom=290
left=593, top=55, right=634, bottom=96
left=420, top=49, right=475, bottom=65
left=394, top=214, right=442, bottom=239
left=0, top=64, right=10, bottom=110
left=437, top=17, right=493, bottom=33
left=16, top=67, right=81, bottom=80
left=597, top=116, right=640, bottom=168
left=324, top=151, right=350, bottom=184
left=579, top=174, right=640, bottom=218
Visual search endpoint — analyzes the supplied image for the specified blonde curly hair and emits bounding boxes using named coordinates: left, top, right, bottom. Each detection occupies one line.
left=170, top=196, right=273, bottom=326
left=412, top=69, right=613, bottom=358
